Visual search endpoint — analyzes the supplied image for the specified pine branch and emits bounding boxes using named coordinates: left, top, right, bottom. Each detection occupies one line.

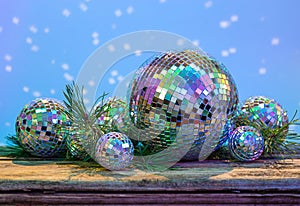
left=0, top=135, right=31, bottom=158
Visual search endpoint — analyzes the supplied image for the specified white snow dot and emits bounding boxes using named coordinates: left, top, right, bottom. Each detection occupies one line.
left=259, top=67, right=267, bottom=75
left=31, top=45, right=39, bottom=52
left=79, top=3, right=88, bottom=12
left=126, top=6, right=134, bottom=14
left=176, top=38, right=185, bottom=46
left=117, top=75, right=124, bottom=81
left=12, top=17, right=19, bottom=25
left=192, top=40, right=199, bottom=47
left=260, top=16, right=265, bottom=22
left=4, top=54, right=12, bottom=62
left=230, top=15, right=239, bottom=22
left=83, top=89, right=88, bottom=95
left=271, top=37, right=280, bottom=46
left=115, top=9, right=122, bottom=17
left=112, top=24, right=117, bottom=29
left=92, top=32, right=99, bottom=38
left=51, top=59, right=56, bottom=64
left=111, top=70, right=118, bottom=77
left=220, top=21, right=230, bottom=29
left=44, top=27, right=50, bottom=33
left=123, top=43, right=131, bottom=50
left=93, top=38, right=99, bottom=45
left=0, top=27, right=3, bottom=32
left=5, top=65, right=12, bottom=72
left=26, top=37, right=32, bottom=44
left=160, top=0, right=166, bottom=3
left=50, top=89, right=55, bottom=94
left=108, top=44, right=115, bottom=52
left=23, top=86, right=29, bottom=93
left=83, top=98, right=90, bottom=104
left=33, top=91, right=41, bottom=97
left=108, top=78, right=116, bottom=85
left=5, top=122, right=11, bottom=127
left=62, top=9, right=71, bottom=17
left=88, top=80, right=95, bottom=87
left=29, top=25, right=38, bottom=33
left=228, top=47, right=237, bottom=54
left=204, top=1, right=213, bottom=8
left=134, top=50, right=142, bottom=56
left=64, top=72, right=74, bottom=81
left=221, top=50, right=229, bottom=57
left=61, top=63, right=69, bottom=70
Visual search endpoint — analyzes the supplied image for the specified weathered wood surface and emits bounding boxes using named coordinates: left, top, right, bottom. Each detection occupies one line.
left=0, top=157, right=299, bottom=205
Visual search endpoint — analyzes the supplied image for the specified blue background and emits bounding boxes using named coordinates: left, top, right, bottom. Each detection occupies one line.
left=1, top=0, right=300, bottom=145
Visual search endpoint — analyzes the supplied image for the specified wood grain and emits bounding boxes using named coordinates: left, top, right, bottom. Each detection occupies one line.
left=0, top=157, right=299, bottom=204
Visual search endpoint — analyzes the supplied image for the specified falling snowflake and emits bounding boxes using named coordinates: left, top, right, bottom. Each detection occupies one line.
left=44, top=27, right=50, bottom=33
left=92, top=32, right=99, bottom=38
left=29, top=25, right=38, bottom=33
left=5, top=65, right=12, bottom=72
left=88, top=80, right=95, bottom=87
left=26, top=37, right=32, bottom=44
left=12, top=17, right=20, bottom=24
left=115, top=9, right=122, bottom=17
left=108, top=44, right=115, bottom=52
left=230, top=15, right=239, bottom=22
left=50, top=89, right=55, bottom=94
left=112, top=24, right=117, bottom=29
left=221, top=50, right=229, bottom=57
left=259, top=67, right=267, bottom=75
left=64, top=72, right=74, bottom=81
left=229, top=47, right=237, bottom=54
left=62, top=9, right=71, bottom=17
left=271, top=37, right=280, bottom=46
left=134, top=50, right=142, bottom=56
left=123, top=43, right=131, bottom=50
left=23, top=86, right=29, bottom=93
left=4, top=54, right=12, bottom=61
left=79, top=3, right=88, bottom=12
left=93, top=39, right=99, bottom=45
left=127, top=6, right=134, bottom=14
left=5, top=122, right=11, bottom=127
left=117, top=75, right=124, bottom=81
left=108, top=78, right=116, bottom=85
left=219, top=21, right=230, bottom=29
left=31, top=45, right=39, bottom=52
left=111, top=70, right=118, bottom=77
left=160, top=0, right=166, bottom=3
left=192, top=40, right=199, bottom=47
left=204, top=1, right=213, bottom=8
left=33, top=91, right=41, bottom=97
left=61, top=63, right=69, bottom=70
left=0, top=27, right=3, bottom=32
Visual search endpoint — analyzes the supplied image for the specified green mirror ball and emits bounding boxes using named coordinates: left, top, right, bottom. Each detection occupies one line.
left=15, top=98, right=70, bottom=157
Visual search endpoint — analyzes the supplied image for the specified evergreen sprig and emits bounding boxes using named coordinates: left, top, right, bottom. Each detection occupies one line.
left=0, top=135, right=30, bottom=158
left=63, top=82, right=112, bottom=159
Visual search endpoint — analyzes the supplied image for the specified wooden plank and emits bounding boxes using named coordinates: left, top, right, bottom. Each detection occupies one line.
left=0, top=158, right=299, bottom=204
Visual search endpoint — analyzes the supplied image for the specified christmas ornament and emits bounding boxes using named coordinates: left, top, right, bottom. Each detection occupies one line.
left=97, top=98, right=128, bottom=132
left=15, top=98, right=70, bottom=157
left=127, top=50, right=239, bottom=160
left=95, top=132, right=134, bottom=170
left=66, top=128, right=89, bottom=160
left=229, top=126, right=264, bottom=161
left=241, top=96, right=289, bottom=129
